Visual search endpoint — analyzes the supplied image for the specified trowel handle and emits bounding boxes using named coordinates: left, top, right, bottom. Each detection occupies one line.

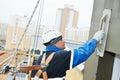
left=99, top=14, right=107, bottom=30
left=98, top=14, right=107, bottom=44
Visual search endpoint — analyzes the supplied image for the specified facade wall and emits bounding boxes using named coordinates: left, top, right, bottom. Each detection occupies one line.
left=84, top=0, right=120, bottom=80
left=5, top=15, right=34, bottom=51
left=5, top=26, right=31, bottom=51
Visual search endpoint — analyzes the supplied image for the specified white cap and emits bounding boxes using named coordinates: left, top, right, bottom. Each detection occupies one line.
left=42, top=29, right=62, bottom=44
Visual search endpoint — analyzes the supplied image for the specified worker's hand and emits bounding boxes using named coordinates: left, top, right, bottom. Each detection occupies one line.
left=93, top=30, right=104, bottom=42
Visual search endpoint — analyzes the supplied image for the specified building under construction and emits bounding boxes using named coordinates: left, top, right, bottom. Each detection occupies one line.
left=0, top=0, right=120, bottom=80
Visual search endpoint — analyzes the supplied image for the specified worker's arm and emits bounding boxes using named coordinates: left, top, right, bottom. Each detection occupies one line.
left=72, top=39, right=97, bottom=68
left=71, top=30, right=104, bottom=68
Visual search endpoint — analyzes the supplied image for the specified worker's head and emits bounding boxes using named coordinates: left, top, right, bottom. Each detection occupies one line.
left=42, top=29, right=65, bottom=49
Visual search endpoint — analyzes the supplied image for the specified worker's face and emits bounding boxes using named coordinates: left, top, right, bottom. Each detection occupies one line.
left=54, top=39, right=65, bottom=50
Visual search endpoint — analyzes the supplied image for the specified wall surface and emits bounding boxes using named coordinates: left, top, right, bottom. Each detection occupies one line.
left=84, top=0, right=120, bottom=80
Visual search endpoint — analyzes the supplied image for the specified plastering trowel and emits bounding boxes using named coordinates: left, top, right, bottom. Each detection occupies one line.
left=96, top=9, right=111, bottom=57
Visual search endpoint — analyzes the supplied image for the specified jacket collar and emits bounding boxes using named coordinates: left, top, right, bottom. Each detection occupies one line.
left=46, top=45, right=61, bottom=52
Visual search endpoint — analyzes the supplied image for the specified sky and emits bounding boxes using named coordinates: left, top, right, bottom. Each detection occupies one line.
left=0, top=0, right=94, bottom=28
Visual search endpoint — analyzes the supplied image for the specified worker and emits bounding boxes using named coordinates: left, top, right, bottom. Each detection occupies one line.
left=31, top=29, right=104, bottom=80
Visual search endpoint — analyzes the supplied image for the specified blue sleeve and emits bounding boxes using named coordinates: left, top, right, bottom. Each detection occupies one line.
left=72, top=39, right=97, bottom=68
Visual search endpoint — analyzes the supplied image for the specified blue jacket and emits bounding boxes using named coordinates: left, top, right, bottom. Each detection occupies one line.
left=31, top=39, right=97, bottom=78
left=45, top=39, right=97, bottom=68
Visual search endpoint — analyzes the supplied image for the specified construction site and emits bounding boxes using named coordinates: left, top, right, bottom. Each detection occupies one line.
left=0, top=0, right=120, bottom=80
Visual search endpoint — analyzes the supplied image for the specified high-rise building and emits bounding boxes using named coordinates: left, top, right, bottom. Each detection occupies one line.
left=55, top=5, right=79, bottom=36
left=5, top=15, right=35, bottom=51
left=0, top=23, right=8, bottom=41
left=64, top=27, right=89, bottom=42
